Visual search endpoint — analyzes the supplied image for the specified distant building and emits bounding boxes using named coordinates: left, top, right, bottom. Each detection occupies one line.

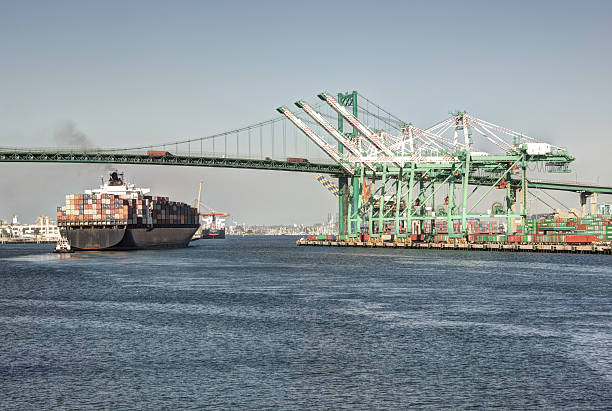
left=1, top=215, right=61, bottom=242
left=599, top=203, right=612, bottom=215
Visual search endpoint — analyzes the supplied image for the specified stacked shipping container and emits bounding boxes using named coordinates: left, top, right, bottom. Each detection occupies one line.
left=424, top=220, right=502, bottom=235
left=339, top=215, right=611, bottom=244
left=514, top=216, right=612, bottom=243
left=57, top=193, right=198, bottom=227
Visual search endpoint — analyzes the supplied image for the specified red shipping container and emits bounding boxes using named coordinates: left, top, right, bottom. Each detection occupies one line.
left=565, top=235, right=598, bottom=243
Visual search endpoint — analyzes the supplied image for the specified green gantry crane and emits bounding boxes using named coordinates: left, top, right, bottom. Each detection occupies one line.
left=278, top=91, right=575, bottom=239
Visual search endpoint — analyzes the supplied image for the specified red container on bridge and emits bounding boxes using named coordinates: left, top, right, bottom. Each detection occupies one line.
left=147, top=150, right=173, bottom=156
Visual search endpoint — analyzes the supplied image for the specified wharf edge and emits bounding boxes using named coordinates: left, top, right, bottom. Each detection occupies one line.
left=296, top=238, right=612, bottom=254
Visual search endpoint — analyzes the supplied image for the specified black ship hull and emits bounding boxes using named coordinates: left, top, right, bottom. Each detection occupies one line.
left=60, top=225, right=199, bottom=251
left=200, top=228, right=225, bottom=239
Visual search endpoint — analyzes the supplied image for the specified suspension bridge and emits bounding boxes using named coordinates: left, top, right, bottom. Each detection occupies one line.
left=1, top=90, right=611, bottom=238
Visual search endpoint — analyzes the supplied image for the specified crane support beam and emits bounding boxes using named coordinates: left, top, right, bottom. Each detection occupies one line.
left=317, top=91, right=402, bottom=168
left=276, top=106, right=355, bottom=174
left=515, top=180, right=612, bottom=194
left=295, top=100, right=377, bottom=172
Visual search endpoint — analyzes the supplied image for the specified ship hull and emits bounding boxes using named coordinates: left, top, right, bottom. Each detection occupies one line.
left=200, top=228, right=225, bottom=239
left=61, top=225, right=199, bottom=251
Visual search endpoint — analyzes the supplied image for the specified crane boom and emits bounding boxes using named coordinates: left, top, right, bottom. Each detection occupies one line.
left=276, top=106, right=355, bottom=174
left=195, top=180, right=203, bottom=211
left=295, top=100, right=377, bottom=172
left=317, top=92, right=402, bottom=168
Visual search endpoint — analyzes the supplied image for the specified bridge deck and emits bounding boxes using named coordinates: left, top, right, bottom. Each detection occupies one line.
left=2, top=149, right=612, bottom=194
left=0, top=150, right=344, bottom=175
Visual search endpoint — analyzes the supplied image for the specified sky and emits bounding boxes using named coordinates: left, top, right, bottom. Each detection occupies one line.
left=1, top=0, right=611, bottom=224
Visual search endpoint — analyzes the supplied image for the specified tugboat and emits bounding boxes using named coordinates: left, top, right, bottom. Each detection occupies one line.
left=53, top=237, right=74, bottom=253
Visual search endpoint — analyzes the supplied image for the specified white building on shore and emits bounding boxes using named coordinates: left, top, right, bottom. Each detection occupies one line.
left=0, top=215, right=61, bottom=242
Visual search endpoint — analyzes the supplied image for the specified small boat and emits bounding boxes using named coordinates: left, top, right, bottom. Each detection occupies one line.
left=53, top=237, right=74, bottom=253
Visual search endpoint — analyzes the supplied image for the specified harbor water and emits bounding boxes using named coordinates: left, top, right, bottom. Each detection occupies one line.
left=1, top=237, right=611, bottom=409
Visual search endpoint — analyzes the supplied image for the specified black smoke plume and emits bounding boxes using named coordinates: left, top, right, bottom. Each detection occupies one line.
left=53, top=121, right=115, bottom=173
left=54, top=121, right=96, bottom=150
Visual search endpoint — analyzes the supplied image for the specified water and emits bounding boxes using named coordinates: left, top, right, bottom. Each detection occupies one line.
left=1, top=237, right=611, bottom=410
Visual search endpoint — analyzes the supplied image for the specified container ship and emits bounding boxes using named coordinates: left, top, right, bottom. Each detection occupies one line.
left=191, top=180, right=228, bottom=240
left=56, top=172, right=199, bottom=250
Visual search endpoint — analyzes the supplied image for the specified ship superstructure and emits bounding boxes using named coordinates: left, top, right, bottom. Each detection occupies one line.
left=195, top=214, right=227, bottom=239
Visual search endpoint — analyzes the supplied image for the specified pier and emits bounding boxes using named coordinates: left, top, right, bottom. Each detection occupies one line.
left=296, top=238, right=612, bottom=254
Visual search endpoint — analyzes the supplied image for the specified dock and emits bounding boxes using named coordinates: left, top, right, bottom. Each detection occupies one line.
left=296, top=238, right=612, bottom=254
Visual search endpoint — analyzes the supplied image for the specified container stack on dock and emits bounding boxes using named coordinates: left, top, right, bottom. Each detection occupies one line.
left=299, top=214, right=612, bottom=254
left=425, top=220, right=503, bottom=243
left=57, top=193, right=198, bottom=227
left=513, top=216, right=611, bottom=243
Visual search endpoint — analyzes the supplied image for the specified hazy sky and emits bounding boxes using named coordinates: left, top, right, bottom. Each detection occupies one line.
left=1, top=0, right=611, bottom=224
